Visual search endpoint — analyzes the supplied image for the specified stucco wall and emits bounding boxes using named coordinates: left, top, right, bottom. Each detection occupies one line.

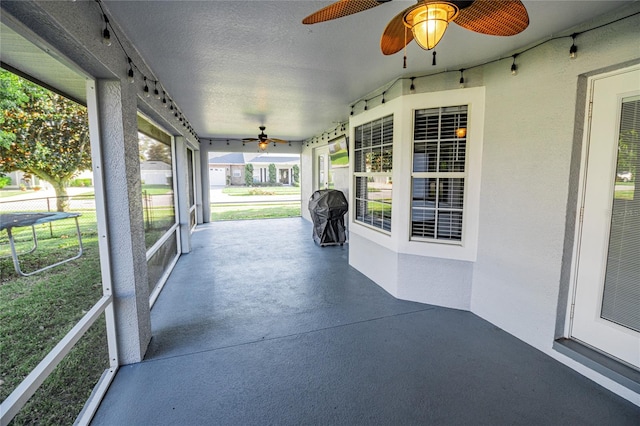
left=471, top=7, right=640, bottom=352
left=314, top=3, right=640, bottom=397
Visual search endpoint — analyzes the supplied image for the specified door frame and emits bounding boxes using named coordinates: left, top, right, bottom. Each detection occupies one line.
left=565, top=64, right=640, bottom=347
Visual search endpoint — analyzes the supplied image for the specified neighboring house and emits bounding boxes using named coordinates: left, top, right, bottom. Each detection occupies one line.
left=208, top=152, right=251, bottom=186
left=208, top=152, right=300, bottom=186
left=140, top=161, right=172, bottom=186
left=3, top=169, right=93, bottom=190
left=249, top=154, right=300, bottom=185
left=4, top=170, right=42, bottom=189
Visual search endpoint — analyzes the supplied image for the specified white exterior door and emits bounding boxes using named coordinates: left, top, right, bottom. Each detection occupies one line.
left=315, top=146, right=331, bottom=191
left=571, top=66, right=640, bottom=369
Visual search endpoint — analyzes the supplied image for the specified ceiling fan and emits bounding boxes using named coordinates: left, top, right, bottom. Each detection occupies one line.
left=302, top=0, right=529, bottom=55
left=242, top=126, right=288, bottom=151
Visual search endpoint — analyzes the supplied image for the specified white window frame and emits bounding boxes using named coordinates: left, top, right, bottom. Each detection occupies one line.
left=410, top=105, right=468, bottom=244
left=349, top=87, right=485, bottom=261
left=352, top=114, right=394, bottom=234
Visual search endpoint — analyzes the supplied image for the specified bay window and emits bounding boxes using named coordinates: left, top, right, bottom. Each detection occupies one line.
left=411, top=105, right=468, bottom=242
left=354, top=115, right=393, bottom=232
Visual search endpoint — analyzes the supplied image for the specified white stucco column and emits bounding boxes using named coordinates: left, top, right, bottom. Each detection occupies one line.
left=174, top=136, right=192, bottom=252
left=96, top=79, right=151, bottom=364
left=200, top=148, right=211, bottom=223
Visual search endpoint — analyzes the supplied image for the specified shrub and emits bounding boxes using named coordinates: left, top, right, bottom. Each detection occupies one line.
left=292, top=164, right=300, bottom=184
left=0, top=174, right=11, bottom=189
left=268, top=163, right=276, bottom=184
left=70, top=178, right=92, bottom=187
left=244, top=164, right=254, bottom=186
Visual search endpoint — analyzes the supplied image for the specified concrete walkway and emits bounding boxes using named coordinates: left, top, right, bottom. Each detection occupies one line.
left=91, top=218, right=640, bottom=425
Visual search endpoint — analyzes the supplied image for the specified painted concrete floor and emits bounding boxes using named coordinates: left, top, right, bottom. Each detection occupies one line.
left=92, top=218, right=640, bottom=425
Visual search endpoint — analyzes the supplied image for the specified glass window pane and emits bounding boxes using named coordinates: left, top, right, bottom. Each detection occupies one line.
left=138, top=132, right=176, bottom=250
left=147, top=232, right=178, bottom=294
left=411, top=106, right=467, bottom=242
left=602, top=96, right=639, bottom=331
left=354, top=115, right=393, bottom=232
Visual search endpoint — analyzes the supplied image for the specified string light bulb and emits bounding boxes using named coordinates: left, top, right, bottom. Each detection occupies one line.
left=381, top=92, right=386, bottom=104
left=510, top=55, right=518, bottom=76
left=364, top=100, right=368, bottom=111
left=459, top=69, right=465, bottom=88
left=350, top=106, right=354, bottom=116
left=127, top=58, right=135, bottom=83
left=154, top=81, right=161, bottom=99
left=102, top=15, right=112, bottom=46
left=162, top=91, right=167, bottom=107
left=569, top=33, right=578, bottom=59
left=410, top=77, right=416, bottom=94
left=143, top=77, right=151, bottom=97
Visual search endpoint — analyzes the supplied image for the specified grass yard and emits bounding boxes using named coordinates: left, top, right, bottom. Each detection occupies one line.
left=0, top=219, right=108, bottom=425
left=614, top=181, right=636, bottom=200
left=0, top=190, right=27, bottom=198
left=142, top=184, right=173, bottom=196
left=222, top=186, right=301, bottom=196
left=211, top=202, right=301, bottom=221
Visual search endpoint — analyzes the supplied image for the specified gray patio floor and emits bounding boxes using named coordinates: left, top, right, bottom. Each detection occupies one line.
left=91, top=218, right=640, bottom=425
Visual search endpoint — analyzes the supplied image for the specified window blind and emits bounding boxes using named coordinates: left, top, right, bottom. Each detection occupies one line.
left=411, top=105, right=467, bottom=241
left=354, top=114, right=393, bottom=232
left=601, top=96, right=640, bottom=332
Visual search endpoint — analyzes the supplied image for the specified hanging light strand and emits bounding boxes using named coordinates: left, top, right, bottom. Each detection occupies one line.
left=101, top=14, right=111, bottom=46
left=93, top=0, right=199, bottom=142
left=364, top=9, right=640, bottom=111
left=569, top=33, right=578, bottom=59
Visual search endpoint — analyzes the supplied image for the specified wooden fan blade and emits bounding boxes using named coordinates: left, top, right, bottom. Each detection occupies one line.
left=302, top=0, right=388, bottom=25
left=380, top=7, right=414, bottom=55
left=242, top=138, right=259, bottom=142
left=269, top=138, right=288, bottom=144
left=454, top=0, right=529, bottom=36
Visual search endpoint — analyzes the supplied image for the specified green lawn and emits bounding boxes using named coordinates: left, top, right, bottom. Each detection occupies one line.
left=142, top=184, right=173, bottom=195
left=0, top=189, right=29, bottom=198
left=222, top=186, right=301, bottom=196
left=614, top=181, right=636, bottom=200
left=0, top=229, right=108, bottom=425
left=211, top=202, right=301, bottom=221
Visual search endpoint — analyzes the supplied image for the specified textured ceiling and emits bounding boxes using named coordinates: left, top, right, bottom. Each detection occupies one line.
left=2, top=1, right=635, bottom=142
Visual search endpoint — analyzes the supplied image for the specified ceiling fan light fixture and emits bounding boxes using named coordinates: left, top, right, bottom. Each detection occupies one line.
left=259, top=141, right=268, bottom=151
left=404, top=1, right=459, bottom=51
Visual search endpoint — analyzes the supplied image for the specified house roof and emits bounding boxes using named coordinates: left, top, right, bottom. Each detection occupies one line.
left=140, top=161, right=171, bottom=171
left=209, top=153, right=246, bottom=165
left=249, top=155, right=300, bottom=164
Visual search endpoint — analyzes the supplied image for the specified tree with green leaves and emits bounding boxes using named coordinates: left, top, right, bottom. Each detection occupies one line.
left=0, top=70, right=91, bottom=211
left=292, top=164, right=300, bottom=185
left=244, top=163, right=254, bottom=186
left=268, top=163, right=276, bottom=184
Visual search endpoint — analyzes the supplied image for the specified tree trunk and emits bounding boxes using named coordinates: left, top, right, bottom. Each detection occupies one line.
left=52, top=181, right=69, bottom=212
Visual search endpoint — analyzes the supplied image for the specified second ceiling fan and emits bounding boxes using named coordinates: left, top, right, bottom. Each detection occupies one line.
left=242, top=126, right=288, bottom=151
left=302, top=0, right=529, bottom=55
